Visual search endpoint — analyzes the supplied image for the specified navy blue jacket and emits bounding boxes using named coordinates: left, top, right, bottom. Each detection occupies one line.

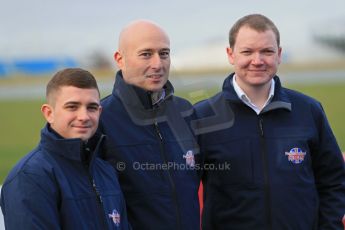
left=0, top=125, right=130, bottom=230
left=193, top=74, right=345, bottom=230
left=100, top=71, right=200, bottom=230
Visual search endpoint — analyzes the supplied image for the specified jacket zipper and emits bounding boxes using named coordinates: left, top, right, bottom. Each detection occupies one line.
left=88, top=171, right=108, bottom=229
left=83, top=136, right=108, bottom=229
left=259, top=117, right=272, bottom=230
left=154, top=121, right=182, bottom=230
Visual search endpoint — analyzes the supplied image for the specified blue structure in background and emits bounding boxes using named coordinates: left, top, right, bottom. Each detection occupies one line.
left=0, top=61, right=9, bottom=77
left=0, top=58, right=78, bottom=77
left=14, top=59, right=59, bottom=75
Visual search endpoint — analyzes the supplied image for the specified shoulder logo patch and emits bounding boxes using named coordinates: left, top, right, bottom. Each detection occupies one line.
left=109, top=209, right=121, bottom=226
left=183, top=150, right=195, bottom=167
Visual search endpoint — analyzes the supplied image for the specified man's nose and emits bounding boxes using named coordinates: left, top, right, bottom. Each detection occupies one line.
left=77, top=108, right=90, bottom=121
left=252, top=53, right=264, bottom=65
left=150, top=53, right=163, bottom=69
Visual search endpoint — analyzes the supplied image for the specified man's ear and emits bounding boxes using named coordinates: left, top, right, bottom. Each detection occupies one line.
left=41, top=104, right=54, bottom=124
left=226, top=47, right=235, bottom=65
left=114, top=51, right=124, bottom=69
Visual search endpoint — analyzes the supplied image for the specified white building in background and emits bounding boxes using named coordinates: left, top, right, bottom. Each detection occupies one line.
left=171, top=39, right=229, bottom=71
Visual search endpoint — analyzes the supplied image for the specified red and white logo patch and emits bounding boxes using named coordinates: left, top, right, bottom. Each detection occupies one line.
left=285, top=147, right=306, bottom=164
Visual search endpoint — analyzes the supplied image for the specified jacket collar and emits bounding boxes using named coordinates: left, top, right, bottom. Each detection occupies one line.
left=40, top=124, right=104, bottom=164
left=222, top=73, right=291, bottom=112
left=112, top=70, right=174, bottom=110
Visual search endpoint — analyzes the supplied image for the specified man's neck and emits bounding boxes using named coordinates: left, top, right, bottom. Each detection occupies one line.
left=246, top=86, right=270, bottom=110
left=235, top=76, right=272, bottom=110
left=150, top=89, right=165, bottom=105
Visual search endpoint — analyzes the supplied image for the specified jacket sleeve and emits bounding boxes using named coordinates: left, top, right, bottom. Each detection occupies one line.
left=311, top=103, right=345, bottom=229
left=1, top=171, right=61, bottom=230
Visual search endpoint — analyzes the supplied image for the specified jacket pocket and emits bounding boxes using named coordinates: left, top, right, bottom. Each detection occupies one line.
left=270, top=127, right=314, bottom=185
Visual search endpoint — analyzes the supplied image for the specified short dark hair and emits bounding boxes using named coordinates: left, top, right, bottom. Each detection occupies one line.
left=229, top=14, right=280, bottom=48
left=46, top=68, right=99, bottom=103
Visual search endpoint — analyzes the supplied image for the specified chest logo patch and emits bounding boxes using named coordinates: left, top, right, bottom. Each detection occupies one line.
left=285, top=147, right=306, bottom=164
left=183, top=150, right=195, bottom=167
left=109, top=209, right=121, bottom=226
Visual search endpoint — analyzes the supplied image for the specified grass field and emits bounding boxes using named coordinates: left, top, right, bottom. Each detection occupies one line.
left=0, top=82, right=344, bottom=183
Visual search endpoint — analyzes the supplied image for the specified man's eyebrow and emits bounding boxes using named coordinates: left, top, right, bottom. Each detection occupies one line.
left=88, top=102, right=101, bottom=107
left=160, top=48, right=170, bottom=52
left=138, top=48, right=153, bottom=53
left=63, top=101, right=100, bottom=106
left=64, top=101, right=81, bottom=106
left=138, top=48, right=170, bottom=52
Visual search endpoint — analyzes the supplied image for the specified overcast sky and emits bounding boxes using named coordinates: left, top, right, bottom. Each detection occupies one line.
left=1, top=0, right=345, bottom=63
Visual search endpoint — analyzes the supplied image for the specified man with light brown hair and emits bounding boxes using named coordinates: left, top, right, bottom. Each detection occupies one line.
left=194, top=14, right=345, bottom=230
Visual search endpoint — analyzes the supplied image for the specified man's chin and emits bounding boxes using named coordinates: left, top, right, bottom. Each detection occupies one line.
left=148, top=82, right=167, bottom=92
left=150, top=87, right=163, bottom=92
left=74, top=133, right=93, bottom=141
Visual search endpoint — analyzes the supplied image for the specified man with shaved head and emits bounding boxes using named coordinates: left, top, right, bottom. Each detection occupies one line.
left=100, top=20, right=200, bottom=230
left=116, top=20, right=171, bottom=92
